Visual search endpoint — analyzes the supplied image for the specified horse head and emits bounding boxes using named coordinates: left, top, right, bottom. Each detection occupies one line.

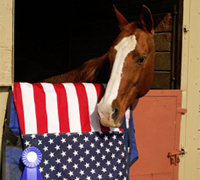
left=97, top=5, right=155, bottom=128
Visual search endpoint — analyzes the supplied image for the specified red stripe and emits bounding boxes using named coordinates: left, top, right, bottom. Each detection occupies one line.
left=74, top=83, right=91, bottom=132
left=53, top=84, right=70, bottom=133
left=32, top=83, right=48, bottom=134
left=93, top=84, right=110, bottom=132
left=13, top=82, right=25, bottom=134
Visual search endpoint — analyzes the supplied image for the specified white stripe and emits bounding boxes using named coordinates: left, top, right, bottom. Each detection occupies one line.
left=20, top=83, right=37, bottom=134
left=99, top=35, right=137, bottom=108
left=83, top=83, right=101, bottom=132
left=41, top=83, right=60, bottom=133
left=63, top=83, right=82, bottom=133
left=110, top=127, right=120, bottom=132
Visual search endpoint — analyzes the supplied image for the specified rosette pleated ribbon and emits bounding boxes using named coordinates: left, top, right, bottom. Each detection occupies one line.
left=21, top=147, right=43, bottom=180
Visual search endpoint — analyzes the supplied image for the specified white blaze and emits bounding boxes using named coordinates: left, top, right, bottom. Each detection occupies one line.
left=98, top=35, right=137, bottom=116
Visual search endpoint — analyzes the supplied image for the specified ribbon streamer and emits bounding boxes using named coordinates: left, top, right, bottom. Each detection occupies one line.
left=21, top=147, right=43, bottom=180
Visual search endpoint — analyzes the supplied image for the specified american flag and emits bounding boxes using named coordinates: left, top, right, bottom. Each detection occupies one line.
left=13, top=82, right=128, bottom=180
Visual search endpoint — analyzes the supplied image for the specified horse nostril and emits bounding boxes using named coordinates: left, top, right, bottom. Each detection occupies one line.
left=112, top=106, right=120, bottom=120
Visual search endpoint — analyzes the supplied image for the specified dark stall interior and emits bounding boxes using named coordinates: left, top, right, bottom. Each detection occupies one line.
left=14, top=0, right=183, bottom=89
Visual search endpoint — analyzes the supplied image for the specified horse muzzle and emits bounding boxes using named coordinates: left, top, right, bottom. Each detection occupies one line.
left=97, top=103, right=123, bottom=128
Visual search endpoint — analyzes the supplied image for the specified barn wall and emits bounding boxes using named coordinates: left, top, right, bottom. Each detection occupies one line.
left=0, top=0, right=14, bottom=161
left=179, top=0, right=200, bottom=179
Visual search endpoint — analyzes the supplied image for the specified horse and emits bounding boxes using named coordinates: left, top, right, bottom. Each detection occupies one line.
left=42, top=5, right=155, bottom=128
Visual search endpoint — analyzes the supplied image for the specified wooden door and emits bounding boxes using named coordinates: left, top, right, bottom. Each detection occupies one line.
left=129, top=90, right=186, bottom=180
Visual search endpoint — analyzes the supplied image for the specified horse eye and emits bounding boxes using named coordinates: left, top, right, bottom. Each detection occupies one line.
left=136, top=56, right=146, bottom=64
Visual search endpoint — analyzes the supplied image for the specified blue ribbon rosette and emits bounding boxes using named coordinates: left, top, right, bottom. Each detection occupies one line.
left=21, top=147, right=43, bottom=180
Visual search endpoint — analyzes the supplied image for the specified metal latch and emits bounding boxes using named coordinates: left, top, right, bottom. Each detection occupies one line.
left=168, top=149, right=185, bottom=165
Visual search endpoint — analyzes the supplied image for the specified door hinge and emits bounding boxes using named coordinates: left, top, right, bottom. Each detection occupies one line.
left=168, top=149, right=185, bottom=165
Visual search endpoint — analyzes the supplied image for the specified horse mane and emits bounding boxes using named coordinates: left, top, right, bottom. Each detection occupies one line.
left=41, top=53, right=110, bottom=83
left=78, top=53, right=110, bottom=83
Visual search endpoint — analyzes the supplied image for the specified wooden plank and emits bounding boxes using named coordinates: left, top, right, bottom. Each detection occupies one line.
left=179, top=0, right=200, bottom=179
left=0, top=0, right=14, bottom=86
left=0, top=87, right=9, bottom=163
left=154, top=33, right=172, bottom=51
left=154, top=52, right=171, bottom=71
left=152, top=71, right=171, bottom=89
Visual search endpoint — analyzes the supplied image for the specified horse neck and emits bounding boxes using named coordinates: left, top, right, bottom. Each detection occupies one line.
left=79, top=53, right=110, bottom=83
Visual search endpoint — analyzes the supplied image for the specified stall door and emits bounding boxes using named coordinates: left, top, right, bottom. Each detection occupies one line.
left=130, top=90, right=186, bottom=180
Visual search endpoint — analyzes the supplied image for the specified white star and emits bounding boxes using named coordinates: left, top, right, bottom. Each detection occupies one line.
left=39, top=167, right=43, bottom=173
left=67, top=157, right=72, bottom=163
left=79, top=170, right=85, bottom=175
left=75, top=177, right=80, bottom=180
left=48, top=138, right=54, bottom=144
left=66, top=133, right=71, bottom=136
left=49, top=152, right=54, bottom=158
left=50, top=166, right=55, bottom=171
left=45, top=173, right=50, bottom=179
left=109, top=173, right=113, bottom=178
left=67, top=144, right=72, bottom=150
left=73, top=164, right=78, bottom=169
left=43, top=146, right=48, bottom=152
left=96, top=162, right=100, bottom=167
left=121, top=152, right=125, bottom=157
left=97, top=174, right=102, bottom=179
left=77, top=131, right=82, bottom=136
left=100, top=142, right=104, bottom=147
left=113, top=166, right=117, bottom=171
left=90, top=169, right=96, bottom=174
left=38, top=139, right=42, bottom=145
left=104, top=136, right=108, bottom=141
left=79, top=156, right=84, bottom=162
left=105, top=148, right=110, bottom=153
left=111, top=153, right=116, bottom=159
left=94, top=136, right=99, bottom=141
left=115, top=146, right=120, bottom=151
left=62, top=164, right=67, bottom=170
left=118, top=140, right=123, bottom=145
left=61, top=137, right=66, bottom=143
left=73, top=150, right=78, bottom=156
left=117, top=159, right=121, bottom=164
left=86, top=176, right=91, bottom=180
left=43, top=134, right=48, bottom=138
left=84, top=162, right=90, bottom=168
left=85, top=149, right=90, bottom=155
left=56, top=172, right=62, bottom=177
left=119, top=171, right=123, bottom=176
left=101, top=155, right=106, bottom=160
left=79, top=143, right=84, bottom=149
left=112, top=135, right=117, bottom=140
left=61, top=151, right=66, bottom=157
left=90, top=143, right=95, bottom=148
left=101, top=167, right=107, bottom=173
left=55, top=158, right=61, bottom=164
left=106, top=160, right=111, bottom=166
left=96, top=149, right=101, bottom=154
left=109, top=142, right=113, bottom=146
left=84, top=136, right=89, bottom=142
left=68, top=171, right=74, bottom=176
left=55, top=145, right=60, bottom=150
left=55, top=133, right=60, bottom=137
left=90, top=156, right=95, bottom=161
left=24, top=140, right=30, bottom=146
left=31, top=134, right=36, bottom=139
left=43, top=159, right=49, bottom=165
left=72, top=137, right=78, bottom=143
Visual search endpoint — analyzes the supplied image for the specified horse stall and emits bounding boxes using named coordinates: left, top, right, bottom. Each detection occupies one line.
left=1, top=0, right=200, bottom=180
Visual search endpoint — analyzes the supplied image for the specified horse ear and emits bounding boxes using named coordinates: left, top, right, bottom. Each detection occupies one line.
left=113, top=5, right=129, bottom=31
left=140, top=5, right=154, bottom=35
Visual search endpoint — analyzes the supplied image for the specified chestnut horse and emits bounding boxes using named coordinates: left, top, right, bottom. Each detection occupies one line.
left=42, top=5, right=155, bottom=128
